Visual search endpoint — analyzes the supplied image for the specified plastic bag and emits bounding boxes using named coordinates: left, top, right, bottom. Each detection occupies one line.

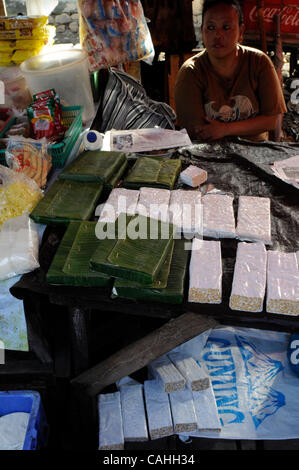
left=78, top=0, right=155, bottom=73
left=0, top=214, right=39, bottom=281
left=5, top=136, right=52, bottom=188
left=0, top=165, right=43, bottom=227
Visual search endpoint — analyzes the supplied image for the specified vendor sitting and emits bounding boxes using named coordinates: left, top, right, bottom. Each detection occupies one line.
left=174, top=0, right=287, bottom=142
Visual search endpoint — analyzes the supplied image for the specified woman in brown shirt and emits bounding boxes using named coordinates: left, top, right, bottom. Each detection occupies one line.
left=174, top=0, right=287, bottom=142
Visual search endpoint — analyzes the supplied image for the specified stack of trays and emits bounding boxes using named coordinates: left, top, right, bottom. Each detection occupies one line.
left=122, top=157, right=182, bottom=190
left=59, top=150, right=128, bottom=189
left=30, top=179, right=103, bottom=225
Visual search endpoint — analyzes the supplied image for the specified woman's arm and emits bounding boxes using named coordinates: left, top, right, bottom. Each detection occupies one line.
left=194, top=114, right=279, bottom=141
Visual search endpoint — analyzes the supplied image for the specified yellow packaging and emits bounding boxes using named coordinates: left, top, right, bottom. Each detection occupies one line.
left=0, top=15, right=48, bottom=31
left=15, top=39, right=48, bottom=50
left=0, top=24, right=55, bottom=40
left=0, top=40, right=16, bottom=51
left=12, top=49, right=41, bottom=64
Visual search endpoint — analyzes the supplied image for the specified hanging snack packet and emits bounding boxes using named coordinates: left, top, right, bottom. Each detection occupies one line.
left=5, top=136, right=52, bottom=188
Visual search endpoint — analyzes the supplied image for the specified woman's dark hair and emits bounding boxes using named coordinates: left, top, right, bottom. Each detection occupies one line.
left=202, top=0, right=244, bottom=26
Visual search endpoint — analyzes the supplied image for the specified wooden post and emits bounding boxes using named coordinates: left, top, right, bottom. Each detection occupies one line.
left=0, top=1, right=6, bottom=16
left=256, top=0, right=267, bottom=53
left=270, top=13, right=283, bottom=142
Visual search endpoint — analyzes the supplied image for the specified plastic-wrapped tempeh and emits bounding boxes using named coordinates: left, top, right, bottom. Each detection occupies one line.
left=168, top=352, right=210, bottom=391
left=192, top=387, right=221, bottom=433
left=168, top=189, right=202, bottom=236
left=98, top=188, right=140, bottom=223
left=266, top=251, right=299, bottom=316
left=168, top=388, right=197, bottom=433
left=144, top=380, right=173, bottom=440
left=229, top=242, right=267, bottom=312
left=180, top=165, right=207, bottom=187
left=236, top=196, right=271, bottom=245
left=188, top=239, right=222, bottom=304
left=148, top=355, right=186, bottom=393
left=120, top=384, right=148, bottom=442
left=98, top=392, right=124, bottom=450
left=202, top=193, right=236, bottom=239
left=136, top=187, right=171, bottom=222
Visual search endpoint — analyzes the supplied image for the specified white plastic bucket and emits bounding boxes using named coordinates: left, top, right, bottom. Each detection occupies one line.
left=20, top=48, right=94, bottom=122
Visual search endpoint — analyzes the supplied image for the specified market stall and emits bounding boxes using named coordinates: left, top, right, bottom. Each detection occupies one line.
left=0, top=0, right=298, bottom=454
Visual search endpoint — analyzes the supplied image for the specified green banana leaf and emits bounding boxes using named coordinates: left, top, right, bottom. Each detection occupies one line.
left=90, top=215, right=175, bottom=285
left=59, top=150, right=128, bottom=183
left=29, top=179, right=103, bottom=226
left=122, top=157, right=182, bottom=190
left=112, top=238, right=190, bottom=304
left=46, top=221, right=111, bottom=286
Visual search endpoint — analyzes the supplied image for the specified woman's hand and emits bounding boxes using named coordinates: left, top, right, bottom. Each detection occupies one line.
left=195, top=117, right=229, bottom=141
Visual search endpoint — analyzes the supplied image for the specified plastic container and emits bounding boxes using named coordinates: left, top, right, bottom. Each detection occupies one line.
left=20, top=49, right=94, bottom=122
left=83, top=130, right=104, bottom=151
left=0, top=66, right=32, bottom=109
left=0, top=105, right=83, bottom=168
left=0, top=390, right=48, bottom=450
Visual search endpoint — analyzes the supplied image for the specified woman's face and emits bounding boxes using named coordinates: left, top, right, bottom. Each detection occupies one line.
left=201, top=4, right=244, bottom=60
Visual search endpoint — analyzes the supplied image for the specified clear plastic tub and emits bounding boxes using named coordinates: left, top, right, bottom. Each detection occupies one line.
left=0, top=66, right=32, bottom=109
left=20, top=48, right=94, bottom=122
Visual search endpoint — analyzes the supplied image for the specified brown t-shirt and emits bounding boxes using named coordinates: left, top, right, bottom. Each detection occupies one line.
left=174, top=45, right=287, bottom=141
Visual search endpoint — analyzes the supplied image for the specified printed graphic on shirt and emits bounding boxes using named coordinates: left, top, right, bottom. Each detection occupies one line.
left=204, top=95, right=255, bottom=122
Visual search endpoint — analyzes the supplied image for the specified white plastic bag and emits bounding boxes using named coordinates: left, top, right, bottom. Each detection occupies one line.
left=0, top=214, right=39, bottom=281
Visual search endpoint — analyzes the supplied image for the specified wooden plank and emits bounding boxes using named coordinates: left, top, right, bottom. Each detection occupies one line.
left=68, top=306, right=90, bottom=376
left=71, top=312, right=218, bottom=397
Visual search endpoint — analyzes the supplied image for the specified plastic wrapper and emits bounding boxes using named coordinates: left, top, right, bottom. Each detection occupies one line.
left=168, top=189, right=202, bottom=237
left=5, top=136, right=52, bottom=188
left=98, top=188, right=139, bottom=223
left=168, top=352, right=210, bottom=391
left=180, top=165, right=207, bottom=188
left=0, top=16, right=48, bottom=31
left=78, top=0, right=155, bottom=73
left=120, top=384, right=148, bottom=442
left=168, top=388, right=197, bottom=434
left=189, top=239, right=222, bottom=304
left=229, top=242, right=268, bottom=313
left=202, top=193, right=236, bottom=239
left=0, top=214, right=39, bottom=281
left=0, top=412, right=30, bottom=451
left=236, top=195, right=272, bottom=245
left=0, top=165, right=43, bottom=228
left=144, top=380, right=173, bottom=440
left=116, top=376, right=140, bottom=390
left=136, top=187, right=170, bottom=222
left=0, top=25, right=55, bottom=41
left=148, top=355, right=186, bottom=393
left=98, top=392, right=124, bottom=450
left=12, top=49, right=41, bottom=64
left=266, top=250, right=299, bottom=316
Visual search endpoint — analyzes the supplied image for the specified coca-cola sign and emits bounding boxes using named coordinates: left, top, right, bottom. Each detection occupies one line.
left=244, top=2, right=299, bottom=34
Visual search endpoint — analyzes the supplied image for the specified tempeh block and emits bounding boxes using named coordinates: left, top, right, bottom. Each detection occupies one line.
left=192, top=387, right=221, bottom=432
left=168, top=388, right=197, bottom=433
left=98, top=392, right=124, bottom=450
left=144, top=380, right=173, bottom=440
left=236, top=196, right=271, bottom=244
left=202, top=193, right=236, bottom=239
left=120, top=384, right=148, bottom=442
left=188, top=239, right=222, bottom=304
left=148, top=355, right=186, bottom=392
left=229, top=242, right=267, bottom=312
left=266, top=250, right=299, bottom=316
left=168, top=189, right=202, bottom=236
left=98, top=188, right=140, bottom=223
left=168, top=352, right=210, bottom=391
left=136, top=187, right=171, bottom=222
left=180, top=165, right=207, bottom=187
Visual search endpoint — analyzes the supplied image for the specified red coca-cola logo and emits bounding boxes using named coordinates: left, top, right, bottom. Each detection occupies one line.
left=248, top=5, right=299, bottom=27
